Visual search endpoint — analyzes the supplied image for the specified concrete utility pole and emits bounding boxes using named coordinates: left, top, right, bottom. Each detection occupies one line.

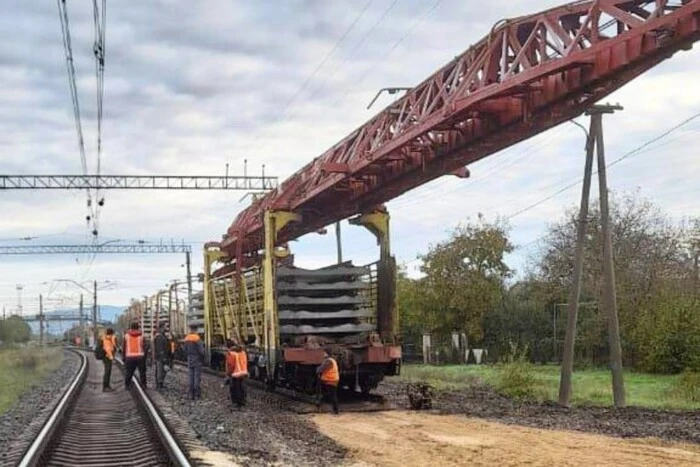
left=335, top=222, right=343, bottom=264
left=39, top=294, right=44, bottom=346
left=185, top=250, right=193, bottom=316
left=92, top=280, right=98, bottom=346
left=79, top=294, right=85, bottom=345
left=559, top=104, right=626, bottom=408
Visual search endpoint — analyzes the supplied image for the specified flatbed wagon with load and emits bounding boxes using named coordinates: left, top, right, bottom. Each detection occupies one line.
left=201, top=209, right=401, bottom=396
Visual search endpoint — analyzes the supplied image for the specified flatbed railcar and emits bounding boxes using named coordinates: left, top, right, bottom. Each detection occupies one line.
left=198, top=210, right=402, bottom=395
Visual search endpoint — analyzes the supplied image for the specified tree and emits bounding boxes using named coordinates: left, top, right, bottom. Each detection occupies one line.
left=534, top=192, right=696, bottom=369
left=417, top=215, right=513, bottom=345
left=0, top=315, right=32, bottom=344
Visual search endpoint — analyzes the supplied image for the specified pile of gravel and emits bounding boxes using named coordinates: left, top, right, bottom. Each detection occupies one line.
left=148, top=364, right=347, bottom=466
left=379, top=379, right=700, bottom=443
left=0, top=349, right=81, bottom=466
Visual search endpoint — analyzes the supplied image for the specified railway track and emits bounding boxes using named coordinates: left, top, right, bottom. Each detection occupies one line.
left=17, top=349, right=193, bottom=467
left=172, top=360, right=393, bottom=413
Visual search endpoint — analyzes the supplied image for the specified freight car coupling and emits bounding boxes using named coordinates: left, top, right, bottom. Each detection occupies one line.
left=200, top=207, right=401, bottom=400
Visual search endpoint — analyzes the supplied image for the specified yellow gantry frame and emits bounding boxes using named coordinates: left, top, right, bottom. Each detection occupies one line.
left=203, top=245, right=227, bottom=353
left=263, top=210, right=300, bottom=370
left=349, top=209, right=398, bottom=339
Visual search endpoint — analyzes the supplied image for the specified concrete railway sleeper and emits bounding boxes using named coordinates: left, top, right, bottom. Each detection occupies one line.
left=17, top=349, right=193, bottom=467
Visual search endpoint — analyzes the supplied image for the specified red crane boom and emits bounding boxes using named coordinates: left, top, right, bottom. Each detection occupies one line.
left=221, top=0, right=700, bottom=259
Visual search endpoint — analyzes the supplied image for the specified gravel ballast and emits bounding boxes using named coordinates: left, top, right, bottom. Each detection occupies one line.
left=149, top=364, right=347, bottom=466
left=0, top=349, right=81, bottom=466
left=379, top=379, right=700, bottom=443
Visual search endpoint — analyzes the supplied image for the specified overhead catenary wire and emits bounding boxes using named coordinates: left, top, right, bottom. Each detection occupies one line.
left=505, top=110, right=700, bottom=221
left=92, top=0, right=107, bottom=234
left=57, top=0, right=98, bottom=274
left=340, top=109, right=700, bottom=261
left=233, top=0, right=375, bottom=164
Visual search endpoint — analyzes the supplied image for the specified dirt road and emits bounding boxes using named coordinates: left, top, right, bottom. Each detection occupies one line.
left=313, top=411, right=700, bottom=466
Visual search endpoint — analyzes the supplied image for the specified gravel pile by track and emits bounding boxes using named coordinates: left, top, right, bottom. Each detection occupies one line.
left=0, top=349, right=81, bottom=466
left=148, top=364, right=347, bottom=466
left=378, top=379, right=700, bottom=443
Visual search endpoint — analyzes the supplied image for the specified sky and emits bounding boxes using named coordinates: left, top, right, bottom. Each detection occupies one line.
left=1, top=0, right=698, bottom=316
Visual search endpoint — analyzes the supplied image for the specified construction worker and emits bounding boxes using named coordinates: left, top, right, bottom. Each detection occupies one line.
left=316, top=351, right=340, bottom=414
left=101, top=327, right=118, bottom=392
left=225, top=340, right=248, bottom=409
left=183, top=324, right=205, bottom=400
left=123, top=321, right=148, bottom=389
left=153, top=323, right=171, bottom=390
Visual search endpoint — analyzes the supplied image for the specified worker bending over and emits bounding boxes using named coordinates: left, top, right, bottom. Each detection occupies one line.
left=101, top=328, right=118, bottom=392
left=123, top=322, right=148, bottom=389
left=183, top=324, right=205, bottom=400
left=316, top=351, right=339, bottom=414
left=153, top=323, right=172, bottom=390
left=226, top=340, right=249, bottom=409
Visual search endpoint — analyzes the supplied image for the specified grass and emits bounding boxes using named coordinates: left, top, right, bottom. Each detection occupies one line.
left=0, top=346, right=63, bottom=415
left=394, top=364, right=700, bottom=410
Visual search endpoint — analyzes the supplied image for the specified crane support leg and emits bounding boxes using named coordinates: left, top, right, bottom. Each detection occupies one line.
left=203, top=245, right=227, bottom=363
left=350, top=209, right=397, bottom=343
left=263, top=210, right=300, bottom=375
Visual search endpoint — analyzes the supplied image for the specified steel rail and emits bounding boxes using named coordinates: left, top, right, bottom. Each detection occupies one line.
left=115, top=356, right=193, bottom=467
left=17, top=348, right=88, bottom=467
left=17, top=349, right=193, bottom=467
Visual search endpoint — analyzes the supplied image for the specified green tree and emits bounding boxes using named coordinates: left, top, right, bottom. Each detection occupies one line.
left=417, top=215, right=513, bottom=345
left=534, top=192, right=695, bottom=369
left=0, top=316, right=32, bottom=344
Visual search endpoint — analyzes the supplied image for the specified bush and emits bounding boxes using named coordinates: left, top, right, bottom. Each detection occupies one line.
left=10, top=353, right=39, bottom=370
left=494, top=342, right=542, bottom=401
left=672, top=371, right=700, bottom=403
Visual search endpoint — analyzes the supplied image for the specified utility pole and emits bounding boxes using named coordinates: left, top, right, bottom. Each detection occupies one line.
left=559, top=104, right=625, bottom=408
left=595, top=106, right=626, bottom=408
left=168, top=284, right=173, bottom=331
left=335, top=222, right=343, bottom=264
left=558, top=117, right=595, bottom=406
left=39, top=294, right=44, bottom=346
left=185, top=250, right=193, bottom=316
left=92, top=280, right=98, bottom=346
left=79, top=294, right=85, bottom=346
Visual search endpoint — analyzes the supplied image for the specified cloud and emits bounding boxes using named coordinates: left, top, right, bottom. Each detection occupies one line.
left=1, top=0, right=698, bottom=315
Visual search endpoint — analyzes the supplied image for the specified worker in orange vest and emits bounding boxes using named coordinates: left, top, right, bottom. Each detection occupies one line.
left=316, top=350, right=339, bottom=414
left=225, top=340, right=249, bottom=409
left=101, top=327, right=118, bottom=392
left=183, top=324, right=205, bottom=400
left=123, top=322, right=148, bottom=389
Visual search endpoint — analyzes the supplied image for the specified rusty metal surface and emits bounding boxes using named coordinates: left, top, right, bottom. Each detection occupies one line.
left=21, top=351, right=190, bottom=466
left=220, top=0, right=700, bottom=258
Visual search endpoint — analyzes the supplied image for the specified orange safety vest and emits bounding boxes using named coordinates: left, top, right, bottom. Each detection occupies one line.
left=124, top=332, right=144, bottom=358
left=227, top=350, right=249, bottom=378
left=102, top=335, right=117, bottom=360
left=320, top=357, right=339, bottom=385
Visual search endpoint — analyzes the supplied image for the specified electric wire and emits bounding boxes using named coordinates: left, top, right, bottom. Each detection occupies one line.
left=505, top=110, right=700, bottom=221
left=234, top=0, right=375, bottom=163
left=92, top=0, right=107, bottom=235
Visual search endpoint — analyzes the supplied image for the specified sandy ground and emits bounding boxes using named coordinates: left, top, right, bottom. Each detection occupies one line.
left=312, top=411, right=700, bottom=467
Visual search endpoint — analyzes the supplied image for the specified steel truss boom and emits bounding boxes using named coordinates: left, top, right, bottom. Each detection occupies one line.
left=0, top=244, right=192, bottom=255
left=221, top=0, right=700, bottom=258
left=0, top=175, right=277, bottom=191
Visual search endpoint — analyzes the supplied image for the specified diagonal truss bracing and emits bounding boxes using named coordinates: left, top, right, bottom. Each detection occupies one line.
left=0, top=175, right=277, bottom=191
left=0, top=244, right=192, bottom=255
left=221, top=0, right=700, bottom=259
